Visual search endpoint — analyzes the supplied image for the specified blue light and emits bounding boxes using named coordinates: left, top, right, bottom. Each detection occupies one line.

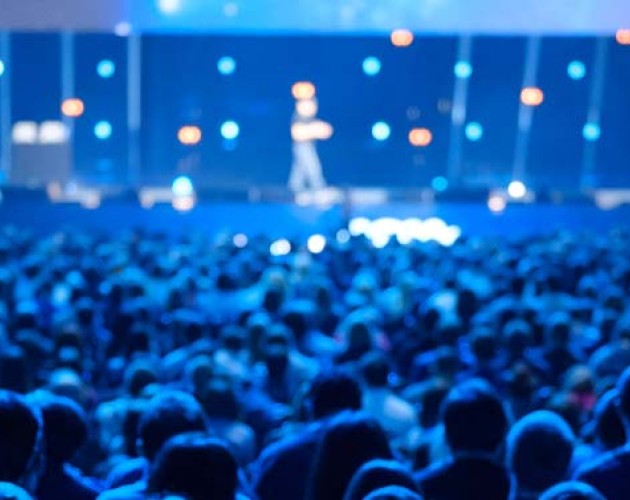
left=372, top=122, right=391, bottom=141
left=465, top=122, right=484, bottom=142
left=158, top=0, right=182, bottom=15
left=97, top=59, right=116, bottom=79
left=432, top=176, right=449, bottom=192
left=454, top=61, right=473, bottom=79
left=221, top=121, right=240, bottom=140
left=567, top=60, right=586, bottom=80
left=217, top=56, right=237, bottom=75
left=583, top=122, right=601, bottom=141
left=0, top=60, right=5, bottom=77
left=94, top=121, right=112, bottom=140
left=172, top=175, right=194, bottom=196
left=363, top=57, right=382, bottom=76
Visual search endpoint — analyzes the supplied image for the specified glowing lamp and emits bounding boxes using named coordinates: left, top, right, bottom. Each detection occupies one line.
left=409, top=128, right=433, bottom=147
left=61, top=98, right=85, bottom=118
left=616, top=29, right=630, bottom=45
left=292, top=81, right=316, bottom=100
left=178, top=126, right=202, bottom=145
left=391, top=29, right=414, bottom=47
left=520, top=87, right=544, bottom=106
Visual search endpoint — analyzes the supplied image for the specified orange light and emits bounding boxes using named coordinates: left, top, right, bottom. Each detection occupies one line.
left=409, top=128, right=433, bottom=147
left=61, top=98, right=85, bottom=118
left=616, top=29, right=630, bottom=45
left=391, top=29, right=414, bottom=48
left=520, top=87, right=544, bottom=106
left=178, top=126, right=202, bottom=146
left=292, top=81, right=316, bottom=100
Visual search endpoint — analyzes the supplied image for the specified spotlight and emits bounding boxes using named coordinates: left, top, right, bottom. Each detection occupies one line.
left=488, top=194, right=507, bottom=213
left=172, top=175, right=194, bottom=197
left=158, top=0, right=181, bottom=14
left=583, top=123, right=601, bottom=141
left=465, top=122, right=483, bottom=142
left=507, top=180, right=527, bottom=199
left=270, top=239, right=291, bottom=257
left=178, top=126, right=202, bottom=145
left=372, top=122, right=391, bottom=141
left=362, top=57, right=381, bottom=76
left=94, top=121, right=112, bottom=140
left=391, top=29, right=414, bottom=47
left=221, top=121, right=240, bottom=140
left=616, top=29, right=630, bottom=45
left=61, top=98, right=85, bottom=118
left=454, top=61, right=473, bottom=79
left=307, top=234, right=327, bottom=254
left=97, top=60, right=116, bottom=79
left=520, top=87, right=544, bottom=106
left=292, top=81, right=316, bottom=100
left=409, top=128, right=433, bottom=147
left=567, top=60, right=586, bottom=80
left=217, top=56, right=236, bottom=75
left=233, top=234, right=248, bottom=248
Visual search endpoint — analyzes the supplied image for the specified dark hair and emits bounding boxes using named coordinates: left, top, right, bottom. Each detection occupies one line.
left=0, top=390, right=42, bottom=485
left=308, top=370, right=362, bottom=420
left=442, top=379, right=508, bottom=454
left=138, top=391, right=207, bottom=461
left=148, top=433, right=238, bottom=500
left=307, top=412, right=393, bottom=500
left=507, top=411, right=575, bottom=493
left=343, top=459, right=418, bottom=500
left=37, top=393, right=88, bottom=466
left=585, top=389, right=626, bottom=449
left=361, top=353, right=390, bottom=388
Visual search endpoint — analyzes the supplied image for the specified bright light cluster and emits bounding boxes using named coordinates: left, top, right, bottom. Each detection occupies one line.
left=348, top=217, right=462, bottom=247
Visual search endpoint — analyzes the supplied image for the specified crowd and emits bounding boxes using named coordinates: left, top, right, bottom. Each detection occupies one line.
left=1, top=224, right=630, bottom=499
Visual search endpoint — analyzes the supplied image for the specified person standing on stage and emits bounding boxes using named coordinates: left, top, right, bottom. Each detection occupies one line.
left=289, top=83, right=334, bottom=192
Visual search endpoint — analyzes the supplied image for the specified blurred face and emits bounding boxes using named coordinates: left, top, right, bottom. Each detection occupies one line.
left=296, top=99, right=318, bottom=119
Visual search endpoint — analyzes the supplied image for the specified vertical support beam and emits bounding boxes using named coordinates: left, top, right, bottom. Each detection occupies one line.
left=447, top=36, right=473, bottom=185
left=127, top=34, right=142, bottom=187
left=513, top=36, right=542, bottom=182
left=0, top=32, right=11, bottom=184
left=581, top=37, right=608, bottom=191
left=60, top=31, right=75, bottom=182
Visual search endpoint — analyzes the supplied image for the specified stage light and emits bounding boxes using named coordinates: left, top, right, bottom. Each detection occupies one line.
left=97, top=59, right=116, bottom=79
left=12, top=122, right=38, bottom=144
left=61, top=98, right=85, bottom=118
left=114, top=22, right=132, bottom=37
left=39, top=121, right=69, bottom=144
left=508, top=180, right=527, bottom=199
left=307, top=234, right=327, bottom=254
left=178, top=126, right=202, bottom=145
left=172, top=175, right=194, bottom=197
left=221, top=121, right=240, bottom=140
left=336, top=229, right=350, bottom=244
left=233, top=233, right=248, bottom=248
left=488, top=194, right=507, bottom=213
left=616, top=29, right=630, bottom=45
left=432, top=176, right=449, bottom=192
left=217, top=56, right=236, bottom=75
left=567, top=60, right=586, bottom=80
left=583, top=122, right=601, bottom=141
left=520, top=87, right=544, bottom=106
left=454, top=61, right=473, bottom=79
left=363, top=57, right=381, bottom=76
left=349, top=217, right=371, bottom=236
left=158, top=0, right=181, bottom=14
left=270, top=239, right=291, bottom=257
left=94, top=121, right=112, bottom=140
left=409, top=128, right=433, bottom=147
left=0, top=60, right=5, bottom=77
left=292, top=81, right=316, bottom=100
left=372, top=122, right=391, bottom=141
left=465, top=122, right=483, bottom=142
left=391, top=29, right=414, bottom=47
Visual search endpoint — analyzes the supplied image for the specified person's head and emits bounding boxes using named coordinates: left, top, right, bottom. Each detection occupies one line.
left=0, top=391, right=42, bottom=490
left=441, top=379, right=508, bottom=455
left=343, top=460, right=418, bottom=500
left=33, top=393, right=88, bottom=468
left=184, top=355, right=214, bottom=396
left=307, top=370, right=362, bottom=420
left=363, top=486, right=423, bottom=500
left=545, top=312, right=571, bottom=349
left=360, top=352, right=390, bottom=389
left=199, top=379, right=240, bottom=421
left=148, top=433, right=238, bottom=500
left=539, top=481, right=606, bottom=500
left=507, top=411, right=575, bottom=495
left=138, top=391, right=207, bottom=462
left=124, top=359, right=158, bottom=398
left=470, top=328, right=497, bottom=363
left=584, top=389, right=626, bottom=449
left=616, top=366, right=630, bottom=429
left=308, top=412, right=393, bottom=500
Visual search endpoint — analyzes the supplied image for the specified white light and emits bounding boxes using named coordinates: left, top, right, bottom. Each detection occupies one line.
left=172, top=175, right=194, bottom=197
left=307, top=234, right=327, bottom=254
left=172, top=195, right=195, bottom=212
left=233, top=233, right=248, bottom=248
left=583, top=123, right=601, bottom=141
left=367, top=218, right=401, bottom=241
left=507, top=181, right=527, bottom=199
left=0, top=60, right=5, bottom=77
left=434, top=226, right=461, bottom=247
left=454, top=61, right=473, bottom=79
left=372, top=122, right=391, bottom=141
left=221, top=121, right=240, bottom=140
left=12, top=122, right=38, bottom=144
left=114, top=22, right=132, bottom=37
left=217, top=56, right=237, bottom=75
left=371, top=233, right=390, bottom=249
left=270, top=239, right=291, bottom=257
left=362, top=57, right=382, bottom=76
left=39, top=121, right=69, bottom=144
left=94, top=121, right=113, bottom=140
left=488, top=194, right=507, bottom=213
left=158, top=0, right=182, bottom=14
left=336, top=229, right=351, bottom=244
left=97, top=59, right=116, bottom=79
left=349, top=217, right=371, bottom=236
